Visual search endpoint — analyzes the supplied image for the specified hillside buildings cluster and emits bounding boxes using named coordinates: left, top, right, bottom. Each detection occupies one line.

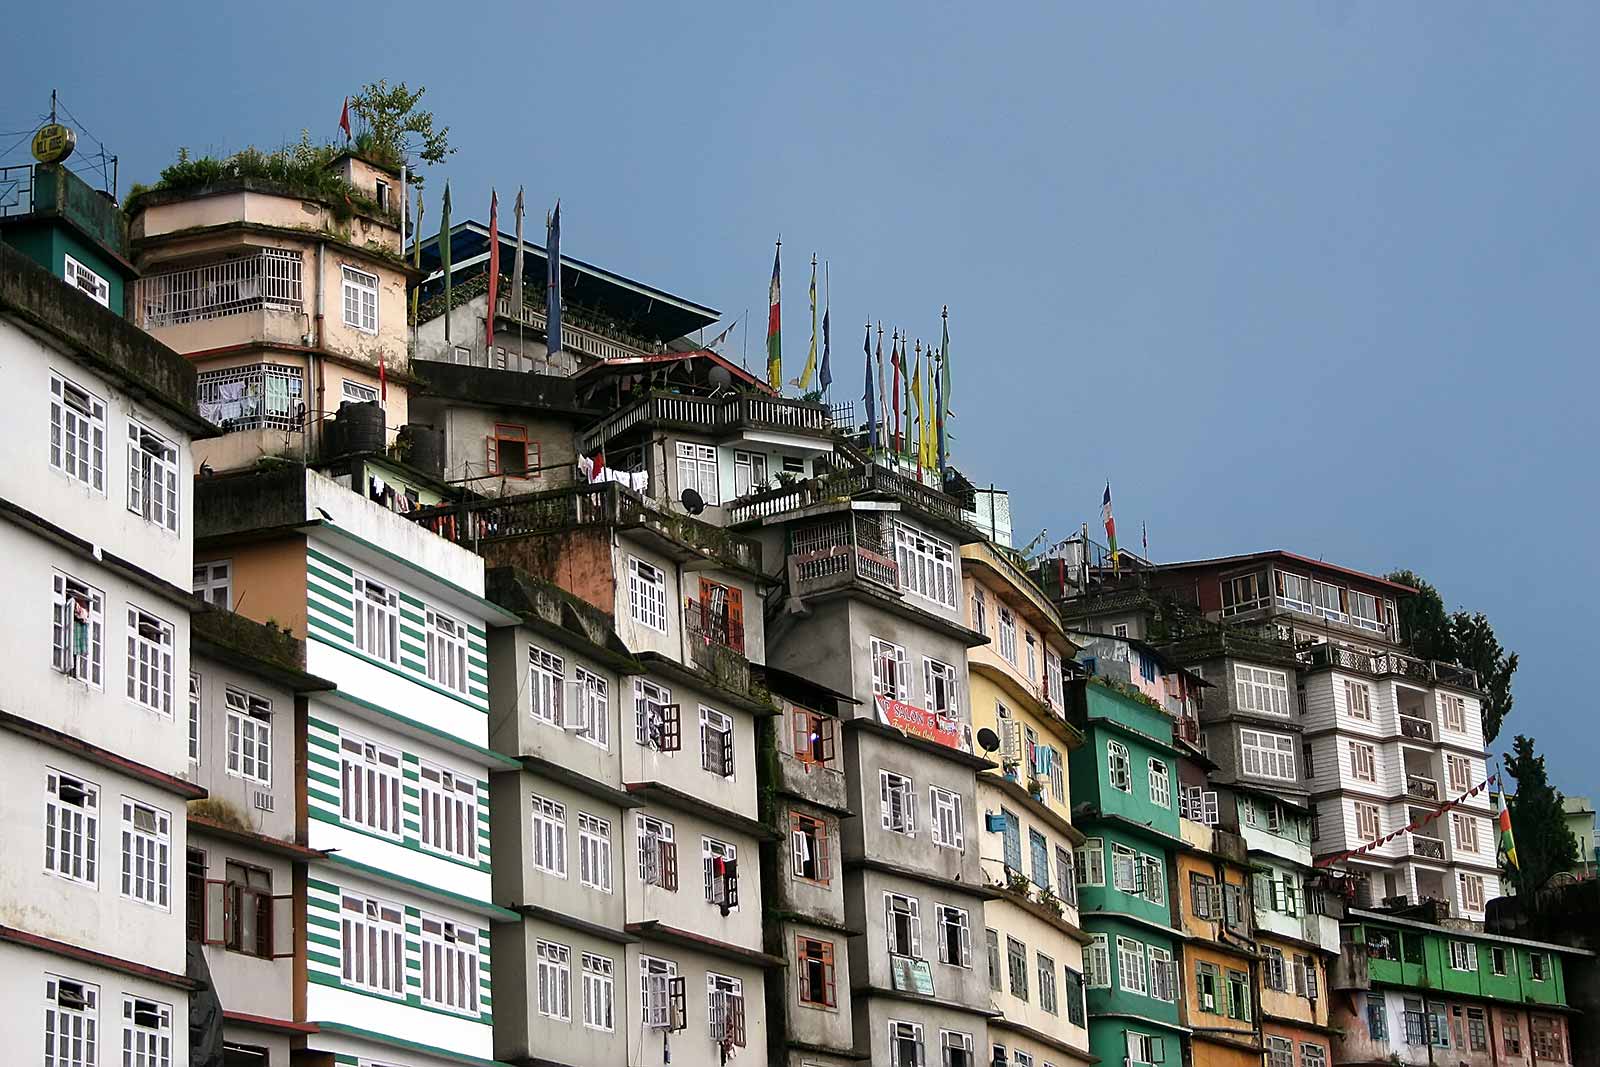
left=0, top=132, right=1592, bottom=1067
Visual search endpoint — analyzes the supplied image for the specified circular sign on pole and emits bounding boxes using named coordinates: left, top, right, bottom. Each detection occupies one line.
left=32, top=123, right=77, bottom=165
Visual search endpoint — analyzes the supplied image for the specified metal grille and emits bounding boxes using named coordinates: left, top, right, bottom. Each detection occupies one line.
left=0, top=164, right=36, bottom=218
left=197, top=364, right=305, bottom=431
left=139, top=248, right=303, bottom=327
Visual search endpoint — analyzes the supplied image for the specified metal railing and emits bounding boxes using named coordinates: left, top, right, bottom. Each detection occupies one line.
left=197, top=363, right=306, bottom=431
left=788, top=513, right=900, bottom=595
left=495, top=296, right=646, bottom=362
left=1399, top=716, right=1435, bottom=742
left=579, top=391, right=832, bottom=453
left=728, top=458, right=969, bottom=528
left=1297, top=643, right=1479, bottom=690
left=0, top=164, right=36, bottom=218
left=1405, top=774, right=1440, bottom=801
left=684, top=598, right=745, bottom=655
left=138, top=248, right=303, bottom=328
left=1410, top=835, right=1445, bottom=860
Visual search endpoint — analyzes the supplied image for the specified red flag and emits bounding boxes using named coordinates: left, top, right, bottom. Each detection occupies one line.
left=379, top=352, right=387, bottom=401
left=486, top=189, right=499, bottom=350
left=890, top=332, right=903, bottom=451
left=339, top=97, right=352, bottom=140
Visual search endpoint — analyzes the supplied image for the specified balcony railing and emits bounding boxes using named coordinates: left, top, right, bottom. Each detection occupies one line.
left=1176, top=715, right=1203, bottom=747
left=1405, top=774, right=1440, bottom=801
left=495, top=295, right=647, bottom=362
left=579, top=391, right=833, bottom=454
left=1297, top=642, right=1479, bottom=691
left=197, top=363, right=306, bottom=431
left=684, top=600, right=752, bottom=696
left=137, top=248, right=304, bottom=328
left=728, top=459, right=970, bottom=529
left=1410, top=835, right=1445, bottom=860
left=684, top=598, right=745, bottom=655
left=788, top=513, right=900, bottom=596
left=1399, top=715, right=1435, bottom=742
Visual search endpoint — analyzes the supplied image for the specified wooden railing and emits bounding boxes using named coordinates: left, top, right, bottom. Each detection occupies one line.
left=579, top=391, right=832, bottom=453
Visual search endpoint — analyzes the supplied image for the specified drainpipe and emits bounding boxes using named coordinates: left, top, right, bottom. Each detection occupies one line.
left=313, top=241, right=327, bottom=458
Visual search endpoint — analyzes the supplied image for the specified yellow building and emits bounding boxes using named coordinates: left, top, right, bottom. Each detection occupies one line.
left=962, top=541, right=1094, bottom=1067
left=1176, top=819, right=1261, bottom=1067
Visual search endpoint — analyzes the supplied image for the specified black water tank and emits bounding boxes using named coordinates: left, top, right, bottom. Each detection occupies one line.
left=336, top=401, right=386, bottom=455
left=405, top=424, right=445, bottom=477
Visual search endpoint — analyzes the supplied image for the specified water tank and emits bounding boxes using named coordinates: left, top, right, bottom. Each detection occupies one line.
left=334, top=400, right=386, bottom=455
left=405, top=424, right=445, bottom=477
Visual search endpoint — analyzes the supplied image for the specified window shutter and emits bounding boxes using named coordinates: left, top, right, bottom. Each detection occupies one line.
left=960, top=915, right=972, bottom=967
left=658, top=704, right=682, bottom=751
left=668, top=975, right=686, bottom=1031
left=726, top=586, right=744, bottom=652
left=204, top=879, right=228, bottom=945
left=909, top=900, right=922, bottom=958
left=660, top=839, right=678, bottom=891
left=720, top=726, right=734, bottom=777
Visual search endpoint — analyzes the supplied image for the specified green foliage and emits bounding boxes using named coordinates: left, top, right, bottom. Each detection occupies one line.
left=348, top=79, right=454, bottom=181
left=1388, top=569, right=1518, bottom=743
left=1388, top=570, right=1454, bottom=662
left=1503, top=734, right=1580, bottom=895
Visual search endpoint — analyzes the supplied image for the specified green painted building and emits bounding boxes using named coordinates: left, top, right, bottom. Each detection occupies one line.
left=1068, top=676, right=1188, bottom=1067
left=0, top=161, right=134, bottom=314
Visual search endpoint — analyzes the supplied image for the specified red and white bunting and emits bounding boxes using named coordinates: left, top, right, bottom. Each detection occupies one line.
left=1313, top=774, right=1497, bottom=869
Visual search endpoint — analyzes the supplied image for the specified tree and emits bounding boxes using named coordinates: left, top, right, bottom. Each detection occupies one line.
left=1387, top=569, right=1518, bottom=743
left=1501, top=734, right=1579, bottom=895
left=347, top=80, right=454, bottom=180
left=1387, top=570, right=1455, bottom=662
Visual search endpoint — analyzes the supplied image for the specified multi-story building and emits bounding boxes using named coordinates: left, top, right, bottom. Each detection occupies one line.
left=0, top=180, right=211, bottom=1063
left=185, top=605, right=333, bottom=1065
left=1334, top=906, right=1580, bottom=1067
left=195, top=464, right=519, bottom=1067
left=961, top=539, right=1093, bottom=1067
left=1172, top=816, right=1259, bottom=1067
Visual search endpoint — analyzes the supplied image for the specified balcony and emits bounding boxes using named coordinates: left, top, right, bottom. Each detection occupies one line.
left=787, top=513, right=899, bottom=598
left=683, top=598, right=752, bottom=695
left=1176, top=715, right=1203, bottom=747
left=1405, top=774, right=1440, bottom=801
left=136, top=248, right=304, bottom=329
left=495, top=294, right=654, bottom=363
left=0, top=163, right=127, bottom=255
left=1399, top=716, right=1435, bottom=742
left=1297, top=642, right=1479, bottom=690
left=1410, top=834, right=1446, bottom=860
left=579, top=390, right=834, bottom=454
left=728, top=459, right=972, bottom=531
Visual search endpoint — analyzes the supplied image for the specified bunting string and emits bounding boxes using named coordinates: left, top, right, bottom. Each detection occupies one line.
left=1313, top=773, right=1499, bottom=868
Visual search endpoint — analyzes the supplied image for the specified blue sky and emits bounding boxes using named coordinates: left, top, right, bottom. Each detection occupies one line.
left=6, top=2, right=1595, bottom=799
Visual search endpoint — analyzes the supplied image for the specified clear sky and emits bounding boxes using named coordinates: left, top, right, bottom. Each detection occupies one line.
left=6, top=2, right=1595, bottom=799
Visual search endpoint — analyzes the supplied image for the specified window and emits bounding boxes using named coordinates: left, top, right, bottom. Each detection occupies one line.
left=1013, top=1052, right=1034, bottom=1067
left=675, top=442, right=719, bottom=505
left=872, top=637, right=910, bottom=700
left=924, top=657, right=960, bottom=717
left=187, top=673, right=201, bottom=764
left=1076, top=837, right=1105, bottom=886
left=637, top=813, right=678, bottom=890
left=120, top=994, right=173, bottom=1067
left=1044, top=648, right=1063, bottom=708
left=1223, top=883, right=1247, bottom=932
left=1267, top=1037, right=1294, bottom=1067
left=580, top=952, right=614, bottom=1031
left=214, top=861, right=276, bottom=957
left=1240, top=728, right=1297, bottom=781
left=1532, top=1017, right=1563, bottom=1061
left=1453, top=813, right=1481, bottom=854
left=1460, top=872, right=1486, bottom=913
left=373, top=178, right=390, bottom=212
left=126, top=607, right=175, bottom=715
left=1191, top=873, right=1217, bottom=919
left=1348, top=740, right=1377, bottom=783
left=193, top=561, right=231, bottom=608
left=987, top=928, right=1002, bottom=991
left=1148, top=946, right=1175, bottom=1002
left=1038, top=953, right=1058, bottom=1013
left=1142, top=855, right=1167, bottom=905
left=1226, top=968, right=1251, bottom=1020
left=1112, top=843, right=1140, bottom=894
left=1007, top=936, right=1029, bottom=1000
left=60, top=253, right=111, bottom=307
left=881, top=770, right=916, bottom=835
left=700, top=705, right=734, bottom=777
left=1181, top=785, right=1219, bottom=826
left=628, top=557, right=668, bottom=632
left=1064, top=967, right=1086, bottom=1026
left=120, top=799, right=170, bottom=909
left=420, top=916, right=479, bottom=1016
left=1466, top=1008, right=1488, bottom=1052
left=340, top=734, right=401, bottom=838
left=890, top=1020, right=925, bottom=1067
left=45, top=771, right=99, bottom=886
left=998, top=606, right=1017, bottom=663
left=1195, top=961, right=1219, bottom=1013
left=702, top=837, right=739, bottom=910
left=527, top=645, right=565, bottom=725
left=1107, top=740, right=1131, bottom=792
left=1446, top=753, right=1472, bottom=792
left=50, top=373, right=106, bottom=492
left=1127, top=1032, right=1165, bottom=1067
left=1029, top=830, right=1051, bottom=892
left=1112, top=622, right=1129, bottom=638
left=127, top=421, right=179, bottom=532
left=1356, top=800, right=1382, bottom=842
left=1056, top=847, right=1076, bottom=905
left=1344, top=680, right=1373, bottom=721
left=895, top=522, right=958, bottom=609
left=1147, top=759, right=1170, bottom=809
left=1529, top=952, right=1548, bottom=981
left=1235, top=665, right=1290, bottom=716
left=792, top=706, right=836, bottom=766
left=1275, top=571, right=1313, bottom=613
left=485, top=423, right=536, bottom=477
left=219, top=688, right=273, bottom=788
left=536, top=940, right=571, bottom=1020
left=1117, top=936, right=1147, bottom=995
left=886, top=893, right=922, bottom=958
left=942, top=1030, right=975, bottom=1067
left=45, top=976, right=99, bottom=1067
left=732, top=450, right=769, bottom=497
left=197, top=363, right=304, bottom=430
left=1439, top=692, right=1467, bottom=732
left=1263, top=946, right=1288, bottom=991
left=1025, top=632, right=1038, bottom=680
left=1504, top=1018, right=1522, bottom=1056
left=340, top=892, right=405, bottom=997
left=1294, top=953, right=1319, bottom=999
left=1221, top=571, right=1269, bottom=615
left=418, top=764, right=478, bottom=863
left=937, top=904, right=972, bottom=968
left=1312, top=580, right=1346, bottom=622
left=791, top=812, right=830, bottom=883
left=1001, top=809, right=1022, bottom=874
left=931, top=787, right=964, bottom=850
left=798, top=937, right=837, bottom=1007
left=352, top=574, right=400, bottom=663
left=1349, top=590, right=1383, bottom=631
left=578, top=813, right=612, bottom=892
left=1085, top=934, right=1110, bottom=988
left=635, top=679, right=681, bottom=751
left=531, top=794, right=567, bottom=877
left=425, top=608, right=470, bottom=695
left=341, top=265, right=378, bottom=333
left=340, top=379, right=378, bottom=406
left=52, top=572, right=104, bottom=686
left=570, top=667, right=610, bottom=748
left=1367, top=993, right=1388, bottom=1040
left=640, top=956, right=679, bottom=1030
left=972, top=586, right=987, bottom=634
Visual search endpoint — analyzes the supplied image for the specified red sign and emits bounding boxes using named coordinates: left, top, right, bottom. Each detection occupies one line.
left=876, top=696, right=968, bottom=752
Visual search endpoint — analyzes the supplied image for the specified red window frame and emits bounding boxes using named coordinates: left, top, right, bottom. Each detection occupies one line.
left=797, top=936, right=837, bottom=1007
left=485, top=424, right=537, bottom=478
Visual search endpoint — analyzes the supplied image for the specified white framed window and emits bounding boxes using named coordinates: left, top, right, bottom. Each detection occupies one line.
left=1449, top=941, right=1478, bottom=972
left=1350, top=741, right=1377, bottom=783
left=582, top=953, right=615, bottom=1031
left=45, top=770, right=99, bottom=886
left=1117, top=935, right=1148, bottom=995
left=63, top=254, right=110, bottom=306
left=675, top=442, right=720, bottom=505
left=532, top=793, right=567, bottom=877
left=1441, top=692, right=1468, bottom=733
left=640, top=956, right=678, bottom=1029
left=340, top=733, right=402, bottom=838
left=872, top=637, right=910, bottom=700
left=1312, top=580, right=1346, bottom=623
left=127, top=421, right=179, bottom=533
left=1025, top=632, right=1037, bottom=680
left=1148, top=759, right=1171, bottom=809
left=924, top=657, right=960, bottom=717
left=52, top=571, right=104, bottom=686
left=885, top=893, right=922, bottom=958
left=1085, top=933, right=1111, bottom=988
left=1148, top=946, right=1176, bottom=1002
left=572, top=667, right=610, bottom=748
left=732, top=450, right=769, bottom=498
left=340, top=892, right=405, bottom=997
left=708, top=972, right=746, bottom=1047
left=121, top=994, right=171, bottom=1067
left=529, top=645, right=564, bottom=724
left=1235, top=665, right=1290, bottom=716
left=1241, top=728, right=1297, bottom=781
left=1037, top=950, right=1057, bottom=1015
left=126, top=606, right=175, bottom=715
left=1112, top=843, right=1140, bottom=893
left=1112, top=623, right=1130, bottom=638
left=1221, top=571, right=1269, bottom=616
left=1142, top=854, right=1166, bottom=905
left=536, top=939, right=571, bottom=1020
left=187, top=672, right=201, bottom=763
left=972, top=586, right=987, bottom=634
left=1452, top=813, right=1481, bottom=854
left=1107, top=740, right=1131, bottom=792
left=1349, top=590, right=1384, bottom=631
left=340, top=378, right=378, bottom=405
left=1355, top=801, right=1382, bottom=842
left=628, top=557, right=668, bottom=632
left=1459, top=872, right=1485, bottom=913
left=636, top=813, right=675, bottom=885
left=50, top=373, right=107, bottom=493
left=425, top=608, right=470, bottom=694
left=224, top=686, right=272, bottom=785
left=895, top=522, right=957, bottom=609
left=352, top=573, right=400, bottom=663
left=45, top=976, right=99, bottom=1067
left=419, top=762, right=478, bottom=862
left=1446, top=753, right=1472, bottom=792
left=703, top=836, right=739, bottom=907
left=421, top=915, right=479, bottom=1016
left=889, top=1020, right=925, bottom=1067
left=578, top=812, right=613, bottom=892
left=1044, top=648, right=1063, bottom=708
left=936, top=904, right=973, bottom=968
left=120, top=798, right=170, bottom=909
left=1276, top=571, right=1314, bottom=613
left=941, top=1030, right=975, bottom=1067
left=1076, top=837, right=1105, bottom=887
left=341, top=265, right=379, bottom=333
left=700, top=705, right=734, bottom=777
left=192, top=560, right=231, bottom=609
left=880, top=770, right=916, bottom=835
left=634, top=677, right=673, bottom=746
left=1343, top=679, right=1373, bottom=721
left=930, top=786, right=964, bottom=850
left=998, top=606, right=1018, bottom=663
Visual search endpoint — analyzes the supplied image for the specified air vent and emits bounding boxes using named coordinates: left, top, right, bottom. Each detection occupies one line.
left=252, top=790, right=275, bottom=813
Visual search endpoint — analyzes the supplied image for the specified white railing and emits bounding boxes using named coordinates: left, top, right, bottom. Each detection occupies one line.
left=495, top=297, right=643, bottom=361
left=139, top=248, right=303, bottom=328
left=197, top=363, right=306, bottom=431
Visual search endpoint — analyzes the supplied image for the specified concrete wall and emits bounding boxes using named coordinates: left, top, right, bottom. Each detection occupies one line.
left=188, top=828, right=294, bottom=1022
left=187, top=651, right=299, bottom=838
left=488, top=626, right=623, bottom=787
left=843, top=728, right=982, bottom=886
left=844, top=866, right=989, bottom=1009
left=623, top=801, right=763, bottom=951
left=492, top=768, right=625, bottom=933
left=197, top=538, right=308, bottom=638
left=622, top=667, right=761, bottom=825
left=623, top=940, right=769, bottom=1067
left=415, top=399, right=580, bottom=493
left=493, top=915, right=629, bottom=1066
left=852, top=985, right=989, bottom=1067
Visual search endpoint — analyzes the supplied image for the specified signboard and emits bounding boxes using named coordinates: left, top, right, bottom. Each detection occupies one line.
left=32, top=123, right=76, bottom=165
left=875, top=695, right=969, bottom=753
left=889, top=955, right=935, bottom=996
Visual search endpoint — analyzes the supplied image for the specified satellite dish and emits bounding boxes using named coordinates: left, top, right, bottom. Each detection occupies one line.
left=708, top=365, right=732, bottom=388
left=976, top=728, right=1000, bottom=755
left=680, top=487, right=706, bottom=515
